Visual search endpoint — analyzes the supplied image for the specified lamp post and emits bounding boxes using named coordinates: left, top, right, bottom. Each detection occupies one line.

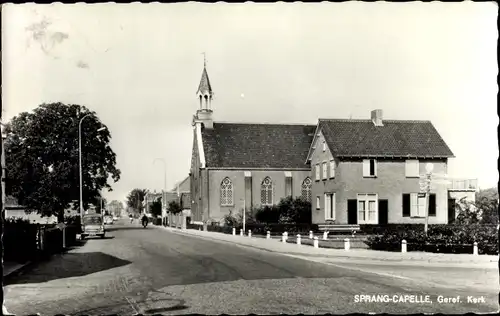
left=153, top=158, right=167, bottom=225
left=79, top=114, right=106, bottom=220
left=424, top=163, right=434, bottom=235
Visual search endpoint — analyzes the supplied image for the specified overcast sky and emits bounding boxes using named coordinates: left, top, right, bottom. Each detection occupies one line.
left=2, top=2, right=498, bottom=204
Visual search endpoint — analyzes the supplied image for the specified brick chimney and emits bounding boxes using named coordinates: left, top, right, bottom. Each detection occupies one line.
left=371, top=109, right=383, bottom=127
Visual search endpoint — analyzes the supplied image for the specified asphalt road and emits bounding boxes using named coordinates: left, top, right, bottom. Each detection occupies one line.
left=4, top=220, right=498, bottom=315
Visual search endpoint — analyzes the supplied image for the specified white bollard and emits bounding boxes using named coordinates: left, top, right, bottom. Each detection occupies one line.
left=401, top=239, right=407, bottom=253
left=266, top=231, right=271, bottom=239
left=282, top=232, right=287, bottom=243
left=323, top=231, right=328, bottom=240
left=313, top=236, right=319, bottom=248
left=284, top=231, right=288, bottom=242
left=248, top=230, right=252, bottom=238
left=297, top=234, right=301, bottom=245
left=309, top=231, right=313, bottom=239
left=240, top=229, right=244, bottom=237
left=473, top=242, right=478, bottom=256
left=232, top=228, right=236, bottom=236
left=62, top=227, right=66, bottom=249
left=344, top=238, right=350, bottom=251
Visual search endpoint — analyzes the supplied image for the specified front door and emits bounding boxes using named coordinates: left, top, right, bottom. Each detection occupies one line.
left=448, top=198, right=456, bottom=224
left=347, top=199, right=357, bottom=224
left=378, top=200, right=388, bottom=225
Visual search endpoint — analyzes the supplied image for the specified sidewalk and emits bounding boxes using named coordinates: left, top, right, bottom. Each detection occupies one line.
left=157, top=226, right=499, bottom=266
left=3, top=261, right=32, bottom=278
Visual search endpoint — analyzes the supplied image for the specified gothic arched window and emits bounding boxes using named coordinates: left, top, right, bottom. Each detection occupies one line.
left=260, top=177, right=274, bottom=206
left=301, top=177, right=312, bottom=202
left=220, top=177, right=234, bottom=206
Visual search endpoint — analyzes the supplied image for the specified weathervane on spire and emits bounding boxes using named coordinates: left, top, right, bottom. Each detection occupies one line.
left=202, top=52, right=206, bottom=68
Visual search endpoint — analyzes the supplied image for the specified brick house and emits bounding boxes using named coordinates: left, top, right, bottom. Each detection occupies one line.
left=190, top=63, right=476, bottom=228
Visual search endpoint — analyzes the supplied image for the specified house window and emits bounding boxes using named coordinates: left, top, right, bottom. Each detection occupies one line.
left=322, top=141, right=326, bottom=152
left=329, top=160, right=335, bottom=178
left=315, top=164, right=320, bottom=181
left=410, top=193, right=426, bottom=217
left=324, top=193, right=335, bottom=220
left=316, top=196, right=321, bottom=210
left=405, top=160, right=419, bottom=178
left=322, top=162, right=327, bottom=180
left=363, top=159, right=377, bottom=177
left=220, top=177, right=234, bottom=206
left=429, top=194, right=436, bottom=216
left=357, top=194, right=378, bottom=224
left=301, top=177, right=312, bottom=202
left=260, top=177, right=274, bottom=206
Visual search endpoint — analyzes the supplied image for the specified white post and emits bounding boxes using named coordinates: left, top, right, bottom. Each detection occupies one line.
left=248, top=230, right=252, bottom=238
left=323, top=231, right=328, bottom=240
left=282, top=232, right=286, bottom=243
left=242, top=199, right=246, bottom=233
left=401, top=239, right=407, bottom=253
left=473, top=242, right=478, bottom=256
left=232, top=227, right=236, bottom=236
left=240, top=229, right=244, bottom=237
left=344, top=238, right=350, bottom=251
left=284, top=231, right=288, bottom=242
left=266, top=231, right=271, bottom=239
left=309, top=231, right=313, bottom=239
left=313, top=236, right=319, bottom=248
left=297, top=234, right=301, bottom=245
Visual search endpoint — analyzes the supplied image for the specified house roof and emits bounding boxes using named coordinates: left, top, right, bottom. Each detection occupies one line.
left=170, top=176, right=190, bottom=192
left=201, top=122, right=316, bottom=168
left=180, top=192, right=191, bottom=209
left=317, top=119, right=454, bottom=158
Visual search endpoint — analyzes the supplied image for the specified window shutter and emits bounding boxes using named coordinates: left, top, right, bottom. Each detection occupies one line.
left=363, top=160, right=370, bottom=177
left=330, top=160, right=335, bottom=178
left=417, top=196, right=426, bottom=217
left=322, top=162, right=327, bottom=179
left=429, top=194, right=436, bottom=216
left=402, top=194, right=410, bottom=217
left=370, top=159, right=377, bottom=176
left=324, top=194, right=328, bottom=218
left=332, top=193, right=336, bottom=220
left=405, top=160, right=411, bottom=177
left=315, top=164, right=320, bottom=180
left=316, top=196, right=320, bottom=210
left=410, top=193, right=418, bottom=217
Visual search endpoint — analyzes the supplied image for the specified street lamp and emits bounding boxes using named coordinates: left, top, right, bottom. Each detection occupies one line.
left=424, top=163, right=434, bottom=235
left=79, top=114, right=106, bottom=221
left=153, top=158, right=167, bottom=225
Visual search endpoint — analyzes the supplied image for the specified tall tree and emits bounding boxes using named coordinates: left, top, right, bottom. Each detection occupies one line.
left=150, top=197, right=162, bottom=218
left=126, top=189, right=148, bottom=214
left=4, top=102, right=121, bottom=222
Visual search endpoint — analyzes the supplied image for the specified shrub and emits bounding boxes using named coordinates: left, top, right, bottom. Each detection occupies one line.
left=277, top=196, right=312, bottom=224
left=365, top=224, right=498, bottom=255
left=255, top=205, right=280, bottom=224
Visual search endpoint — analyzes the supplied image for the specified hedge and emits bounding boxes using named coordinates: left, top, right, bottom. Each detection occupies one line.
left=204, top=223, right=319, bottom=235
left=365, top=224, right=498, bottom=255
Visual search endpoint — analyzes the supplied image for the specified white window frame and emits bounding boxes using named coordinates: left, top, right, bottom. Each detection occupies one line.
left=363, top=159, right=377, bottom=177
left=410, top=193, right=426, bottom=218
left=301, top=177, right=312, bottom=202
left=329, top=159, right=335, bottom=178
left=316, top=196, right=321, bottom=210
left=315, top=164, right=320, bottom=181
left=260, top=177, right=274, bottom=206
left=324, top=192, right=336, bottom=220
left=405, top=159, right=419, bottom=178
left=322, top=161, right=327, bottom=180
left=357, top=193, right=378, bottom=224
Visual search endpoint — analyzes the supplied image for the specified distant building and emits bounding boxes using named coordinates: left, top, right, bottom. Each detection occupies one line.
left=5, top=195, right=57, bottom=224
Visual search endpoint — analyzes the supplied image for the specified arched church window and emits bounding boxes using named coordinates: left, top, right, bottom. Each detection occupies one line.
left=261, top=177, right=274, bottom=206
left=301, top=177, right=312, bottom=202
left=220, top=177, right=234, bottom=206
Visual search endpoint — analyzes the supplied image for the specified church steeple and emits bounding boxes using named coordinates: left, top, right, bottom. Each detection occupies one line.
left=193, top=53, right=214, bottom=129
left=196, top=53, right=213, bottom=110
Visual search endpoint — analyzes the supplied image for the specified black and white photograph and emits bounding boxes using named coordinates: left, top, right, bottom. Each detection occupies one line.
left=1, top=2, right=498, bottom=315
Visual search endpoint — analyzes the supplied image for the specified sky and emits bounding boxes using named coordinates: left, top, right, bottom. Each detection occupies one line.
left=2, top=2, right=498, bottom=204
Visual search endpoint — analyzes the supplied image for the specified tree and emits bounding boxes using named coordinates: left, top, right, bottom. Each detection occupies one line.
left=150, top=198, right=162, bottom=218
left=4, top=102, right=121, bottom=222
left=476, top=188, right=499, bottom=225
left=167, top=200, right=182, bottom=214
left=277, top=196, right=312, bottom=224
left=108, top=200, right=124, bottom=217
left=126, top=188, right=148, bottom=214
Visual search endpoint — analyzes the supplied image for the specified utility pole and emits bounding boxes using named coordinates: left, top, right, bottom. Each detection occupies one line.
left=424, top=163, right=434, bottom=235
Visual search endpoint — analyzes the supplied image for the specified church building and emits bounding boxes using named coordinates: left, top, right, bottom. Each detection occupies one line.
left=190, top=62, right=467, bottom=230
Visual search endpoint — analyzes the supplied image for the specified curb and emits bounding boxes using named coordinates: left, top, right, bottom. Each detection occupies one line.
left=3, top=261, right=34, bottom=279
left=157, top=226, right=498, bottom=265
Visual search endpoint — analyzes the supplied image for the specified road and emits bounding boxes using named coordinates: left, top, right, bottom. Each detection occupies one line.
left=4, top=219, right=498, bottom=315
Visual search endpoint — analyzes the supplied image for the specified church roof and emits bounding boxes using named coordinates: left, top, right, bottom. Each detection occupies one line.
left=196, top=67, right=213, bottom=97
left=201, top=123, right=316, bottom=169
left=317, top=119, right=454, bottom=158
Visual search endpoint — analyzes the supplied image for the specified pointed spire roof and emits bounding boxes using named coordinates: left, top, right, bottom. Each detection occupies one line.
left=196, top=59, right=213, bottom=97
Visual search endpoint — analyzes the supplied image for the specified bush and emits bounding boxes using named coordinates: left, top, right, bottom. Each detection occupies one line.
left=277, top=196, right=312, bottom=224
left=255, top=205, right=280, bottom=224
left=365, top=224, right=498, bottom=255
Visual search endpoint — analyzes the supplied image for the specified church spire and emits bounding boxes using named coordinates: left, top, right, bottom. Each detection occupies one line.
left=196, top=53, right=213, bottom=110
